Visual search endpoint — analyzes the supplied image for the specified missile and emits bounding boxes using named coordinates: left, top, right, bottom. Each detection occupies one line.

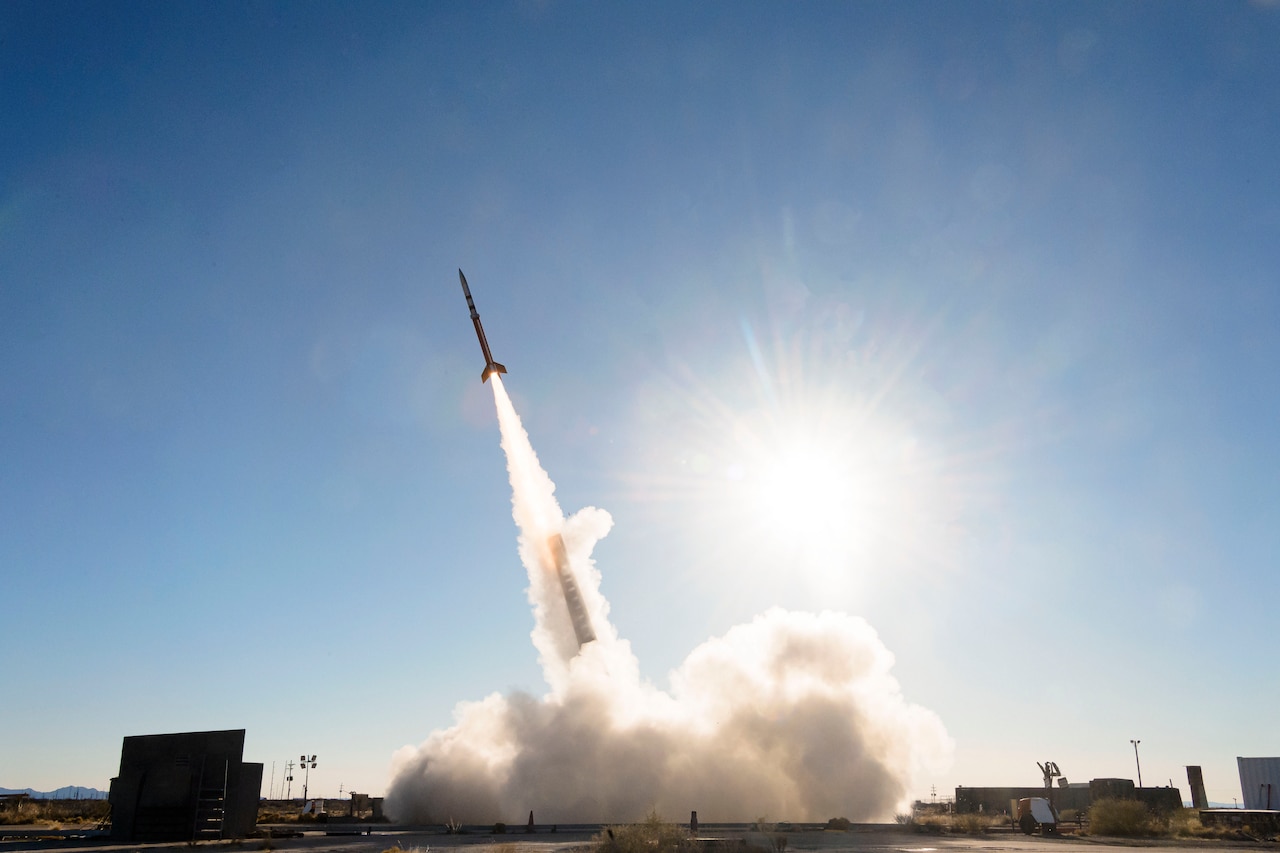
left=458, top=269, right=508, bottom=383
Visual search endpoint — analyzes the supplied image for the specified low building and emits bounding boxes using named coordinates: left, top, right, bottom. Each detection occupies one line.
left=954, top=784, right=1090, bottom=815
left=108, top=729, right=262, bottom=842
left=955, top=779, right=1181, bottom=815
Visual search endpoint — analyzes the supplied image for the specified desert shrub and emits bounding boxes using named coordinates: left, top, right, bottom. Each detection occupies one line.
left=1088, top=799, right=1157, bottom=837
left=825, top=817, right=851, bottom=831
left=0, top=798, right=110, bottom=826
left=1167, top=808, right=1213, bottom=838
left=0, top=802, right=27, bottom=826
left=951, top=813, right=998, bottom=834
left=911, top=814, right=948, bottom=834
left=895, top=813, right=994, bottom=835
left=594, top=811, right=700, bottom=853
left=1165, top=808, right=1263, bottom=840
left=0, top=800, right=34, bottom=826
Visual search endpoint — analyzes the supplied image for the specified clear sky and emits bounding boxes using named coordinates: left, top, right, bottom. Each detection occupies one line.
left=3, top=0, right=1278, bottom=810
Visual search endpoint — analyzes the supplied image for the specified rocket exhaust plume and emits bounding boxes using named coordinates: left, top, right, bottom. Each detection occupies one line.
left=387, top=375, right=951, bottom=823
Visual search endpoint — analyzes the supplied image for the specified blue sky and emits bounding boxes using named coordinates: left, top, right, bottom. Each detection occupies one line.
left=3, top=1, right=1278, bottom=807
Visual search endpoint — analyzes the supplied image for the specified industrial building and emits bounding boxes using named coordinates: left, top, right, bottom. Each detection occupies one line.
left=108, top=729, right=262, bottom=842
left=955, top=778, right=1182, bottom=815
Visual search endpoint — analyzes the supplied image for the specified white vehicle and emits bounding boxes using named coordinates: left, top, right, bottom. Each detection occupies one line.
left=1016, top=797, right=1059, bottom=834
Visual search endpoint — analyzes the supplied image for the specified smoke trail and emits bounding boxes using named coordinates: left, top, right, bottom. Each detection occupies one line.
left=386, top=377, right=951, bottom=823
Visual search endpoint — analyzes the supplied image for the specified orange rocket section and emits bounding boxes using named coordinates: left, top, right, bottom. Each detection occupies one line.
left=546, top=533, right=596, bottom=649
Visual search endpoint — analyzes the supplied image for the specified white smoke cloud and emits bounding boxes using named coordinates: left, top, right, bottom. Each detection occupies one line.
left=386, top=378, right=951, bottom=823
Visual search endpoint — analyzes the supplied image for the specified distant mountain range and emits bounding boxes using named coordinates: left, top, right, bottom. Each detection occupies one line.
left=0, top=786, right=108, bottom=800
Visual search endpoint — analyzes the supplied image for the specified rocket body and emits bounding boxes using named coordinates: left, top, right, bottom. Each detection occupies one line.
left=458, top=268, right=590, bottom=647
left=458, top=269, right=508, bottom=383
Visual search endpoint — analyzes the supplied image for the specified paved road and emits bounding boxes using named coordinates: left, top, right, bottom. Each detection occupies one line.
left=1, top=825, right=1271, bottom=853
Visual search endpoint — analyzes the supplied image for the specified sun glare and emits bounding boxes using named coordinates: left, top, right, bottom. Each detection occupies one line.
left=752, top=443, right=859, bottom=538
left=720, top=403, right=943, bottom=594
left=622, top=313, right=963, bottom=601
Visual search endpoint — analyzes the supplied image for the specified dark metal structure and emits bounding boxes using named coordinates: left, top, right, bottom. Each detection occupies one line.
left=108, top=729, right=262, bottom=841
left=954, top=778, right=1182, bottom=815
left=1186, top=766, right=1209, bottom=809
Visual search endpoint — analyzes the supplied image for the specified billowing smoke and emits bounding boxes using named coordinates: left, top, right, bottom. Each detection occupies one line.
left=386, top=378, right=951, bottom=823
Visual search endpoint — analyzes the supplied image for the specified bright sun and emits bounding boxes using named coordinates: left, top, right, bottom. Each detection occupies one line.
left=751, top=442, right=860, bottom=539
left=623, top=320, right=962, bottom=600
left=723, top=409, right=937, bottom=590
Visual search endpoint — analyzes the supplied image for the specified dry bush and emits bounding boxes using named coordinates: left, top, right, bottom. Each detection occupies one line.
left=1165, top=808, right=1267, bottom=840
left=0, top=800, right=35, bottom=826
left=257, top=801, right=304, bottom=823
left=1088, top=799, right=1157, bottom=837
left=1167, top=808, right=1220, bottom=838
left=593, top=811, right=701, bottom=853
left=893, top=813, right=996, bottom=835
left=909, top=814, right=948, bottom=834
left=950, top=813, right=999, bottom=834
left=0, top=798, right=110, bottom=826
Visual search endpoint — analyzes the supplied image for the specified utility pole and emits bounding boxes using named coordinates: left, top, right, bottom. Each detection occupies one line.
left=1130, top=740, right=1143, bottom=788
left=285, top=760, right=295, bottom=799
left=269, top=762, right=275, bottom=800
left=301, top=755, right=318, bottom=801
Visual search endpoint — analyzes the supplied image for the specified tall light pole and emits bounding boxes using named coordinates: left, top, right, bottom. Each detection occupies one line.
left=301, top=755, right=318, bottom=801
left=1130, top=739, right=1143, bottom=788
